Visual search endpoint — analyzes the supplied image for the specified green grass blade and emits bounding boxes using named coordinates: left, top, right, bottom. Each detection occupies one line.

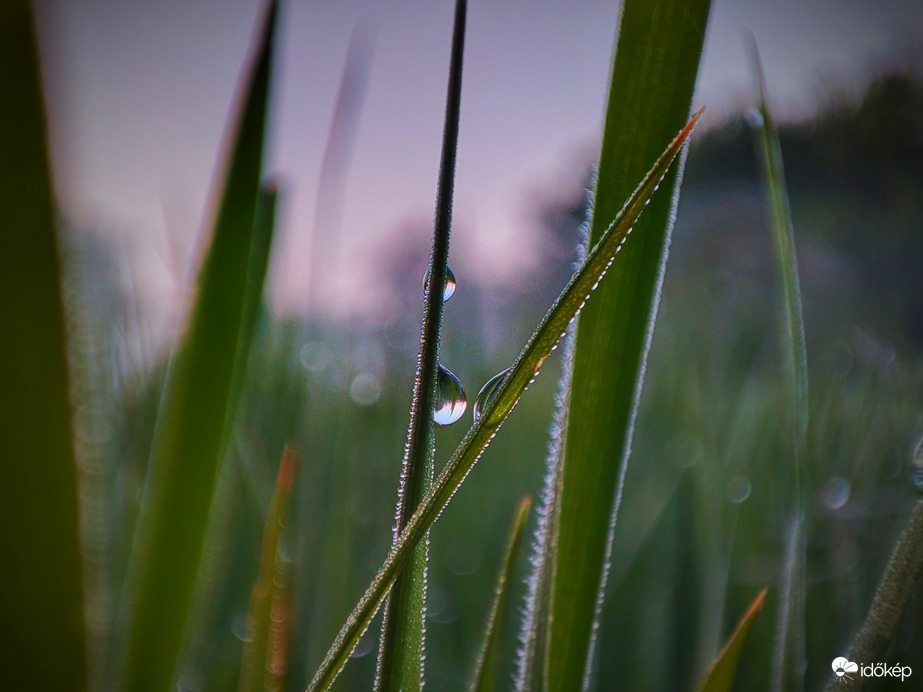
left=541, top=1, right=710, bottom=688
left=240, top=447, right=298, bottom=692
left=749, top=40, right=809, bottom=445
left=469, top=497, right=532, bottom=692
left=118, top=3, right=279, bottom=689
left=0, top=2, right=88, bottom=688
left=376, top=2, right=467, bottom=690
left=748, top=40, right=809, bottom=692
left=306, top=110, right=702, bottom=692
left=696, top=588, right=768, bottom=692
left=822, top=499, right=923, bottom=691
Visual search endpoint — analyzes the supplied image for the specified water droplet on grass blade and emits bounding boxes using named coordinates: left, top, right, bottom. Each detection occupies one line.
left=423, top=264, right=457, bottom=302
left=473, top=367, right=513, bottom=424
left=912, top=437, right=923, bottom=492
left=350, top=629, right=375, bottom=659
left=231, top=612, right=251, bottom=642
left=434, top=364, right=466, bottom=426
left=726, top=475, right=751, bottom=504
left=819, top=476, right=851, bottom=510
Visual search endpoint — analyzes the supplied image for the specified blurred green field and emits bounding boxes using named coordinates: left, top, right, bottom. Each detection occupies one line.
left=59, top=68, right=923, bottom=690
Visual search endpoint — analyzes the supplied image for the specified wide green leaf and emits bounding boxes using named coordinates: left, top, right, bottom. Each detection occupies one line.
left=376, top=2, right=467, bottom=690
left=117, top=3, right=279, bottom=690
left=697, top=588, right=767, bottom=692
left=0, top=2, right=87, bottom=689
left=306, top=109, right=703, bottom=692
left=537, top=1, right=711, bottom=689
left=469, top=496, right=531, bottom=692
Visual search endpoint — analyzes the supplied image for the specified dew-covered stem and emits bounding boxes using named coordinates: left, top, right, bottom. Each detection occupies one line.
left=305, top=110, right=702, bottom=692
left=376, top=1, right=467, bottom=690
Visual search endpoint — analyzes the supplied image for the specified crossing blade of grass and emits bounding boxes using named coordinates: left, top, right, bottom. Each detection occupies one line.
left=696, top=588, right=768, bottom=692
left=536, top=1, right=711, bottom=689
left=469, top=496, right=532, bottom=692
left=240, top=447, right=298, bottom=692
left=748, top=39, right=809, bottom=692
left=376, top=1, right=467, bottom=690
left=0, top=2, right=87, bottom=689
left=306, top=110, right=703, bottom=692
left=117, top=3, right=279, bottom=690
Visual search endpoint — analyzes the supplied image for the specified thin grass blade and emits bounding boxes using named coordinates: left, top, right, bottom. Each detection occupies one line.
left=306, top=110, right=703, bottom=692
left=696, top=588, right=768, bottom=692
left=469, top=497, right=532, bottom=692
left=0, top=2, right=87, bottom=688
left=118, top=4, right=279, bottom=689
left=749, top=40, right=809, bottom=446
left=306, top=25, right=375, bottom=313
left=822, top=498, right=923, bottom=690
left=376, top=2, right=467, bottom=690
left=240, top=446, right=298, bottom=692
left=535, top=1, right=711, bottom=689
left=748, top=39, right=809, bottom=692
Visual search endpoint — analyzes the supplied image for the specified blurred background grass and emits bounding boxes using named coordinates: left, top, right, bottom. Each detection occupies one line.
left=55, top=63, right=923, bottom=690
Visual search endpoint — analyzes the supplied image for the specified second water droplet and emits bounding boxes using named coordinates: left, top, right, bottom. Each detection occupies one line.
left=473, top=367, right=513, bottom=424
left=434, top=364, right=466, bottom=426
left=423, top=264, right=457, bottom=302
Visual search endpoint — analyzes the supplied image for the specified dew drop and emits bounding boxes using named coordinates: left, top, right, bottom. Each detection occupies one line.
left=434, top=364, right=466, bottom=426
left=231, top=612, right=251, bottom=642
left=911, top=437, right=923, bottom=492
left=473, top=367, right=513, bottom=424
left=423, top=264, right=457, bottom=302
left=349, top=629, right=375, bottom=659
left=726, top=475, right=751, bottom=504
left=819, top=475, right=851, bottom=510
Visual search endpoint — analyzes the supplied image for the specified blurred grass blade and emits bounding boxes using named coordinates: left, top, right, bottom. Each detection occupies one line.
left=118, top=3, right=279, bottom=690
left=822, top=499, right=923, bottom=691
left=240, top=447, right=298, bottom=692
left=540, top=1, right=711, bottom=689
left=306, top=110, right=703, bottom=692
left=306, top=24, right=375, bottom=313
left=376, top=1, right=467, bottom=690
left=0, top=2, right=88, bottom=688
left=696, top=588, right=768, bottom=692
left=748, top=39, right=809, bottom=692
left=749, top=39, right=809, bottom=443
left=469, top=497, right=532, bottom=692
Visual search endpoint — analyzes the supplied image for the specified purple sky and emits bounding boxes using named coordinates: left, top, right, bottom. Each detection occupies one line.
left=35, top=0, right=923, bottom=326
